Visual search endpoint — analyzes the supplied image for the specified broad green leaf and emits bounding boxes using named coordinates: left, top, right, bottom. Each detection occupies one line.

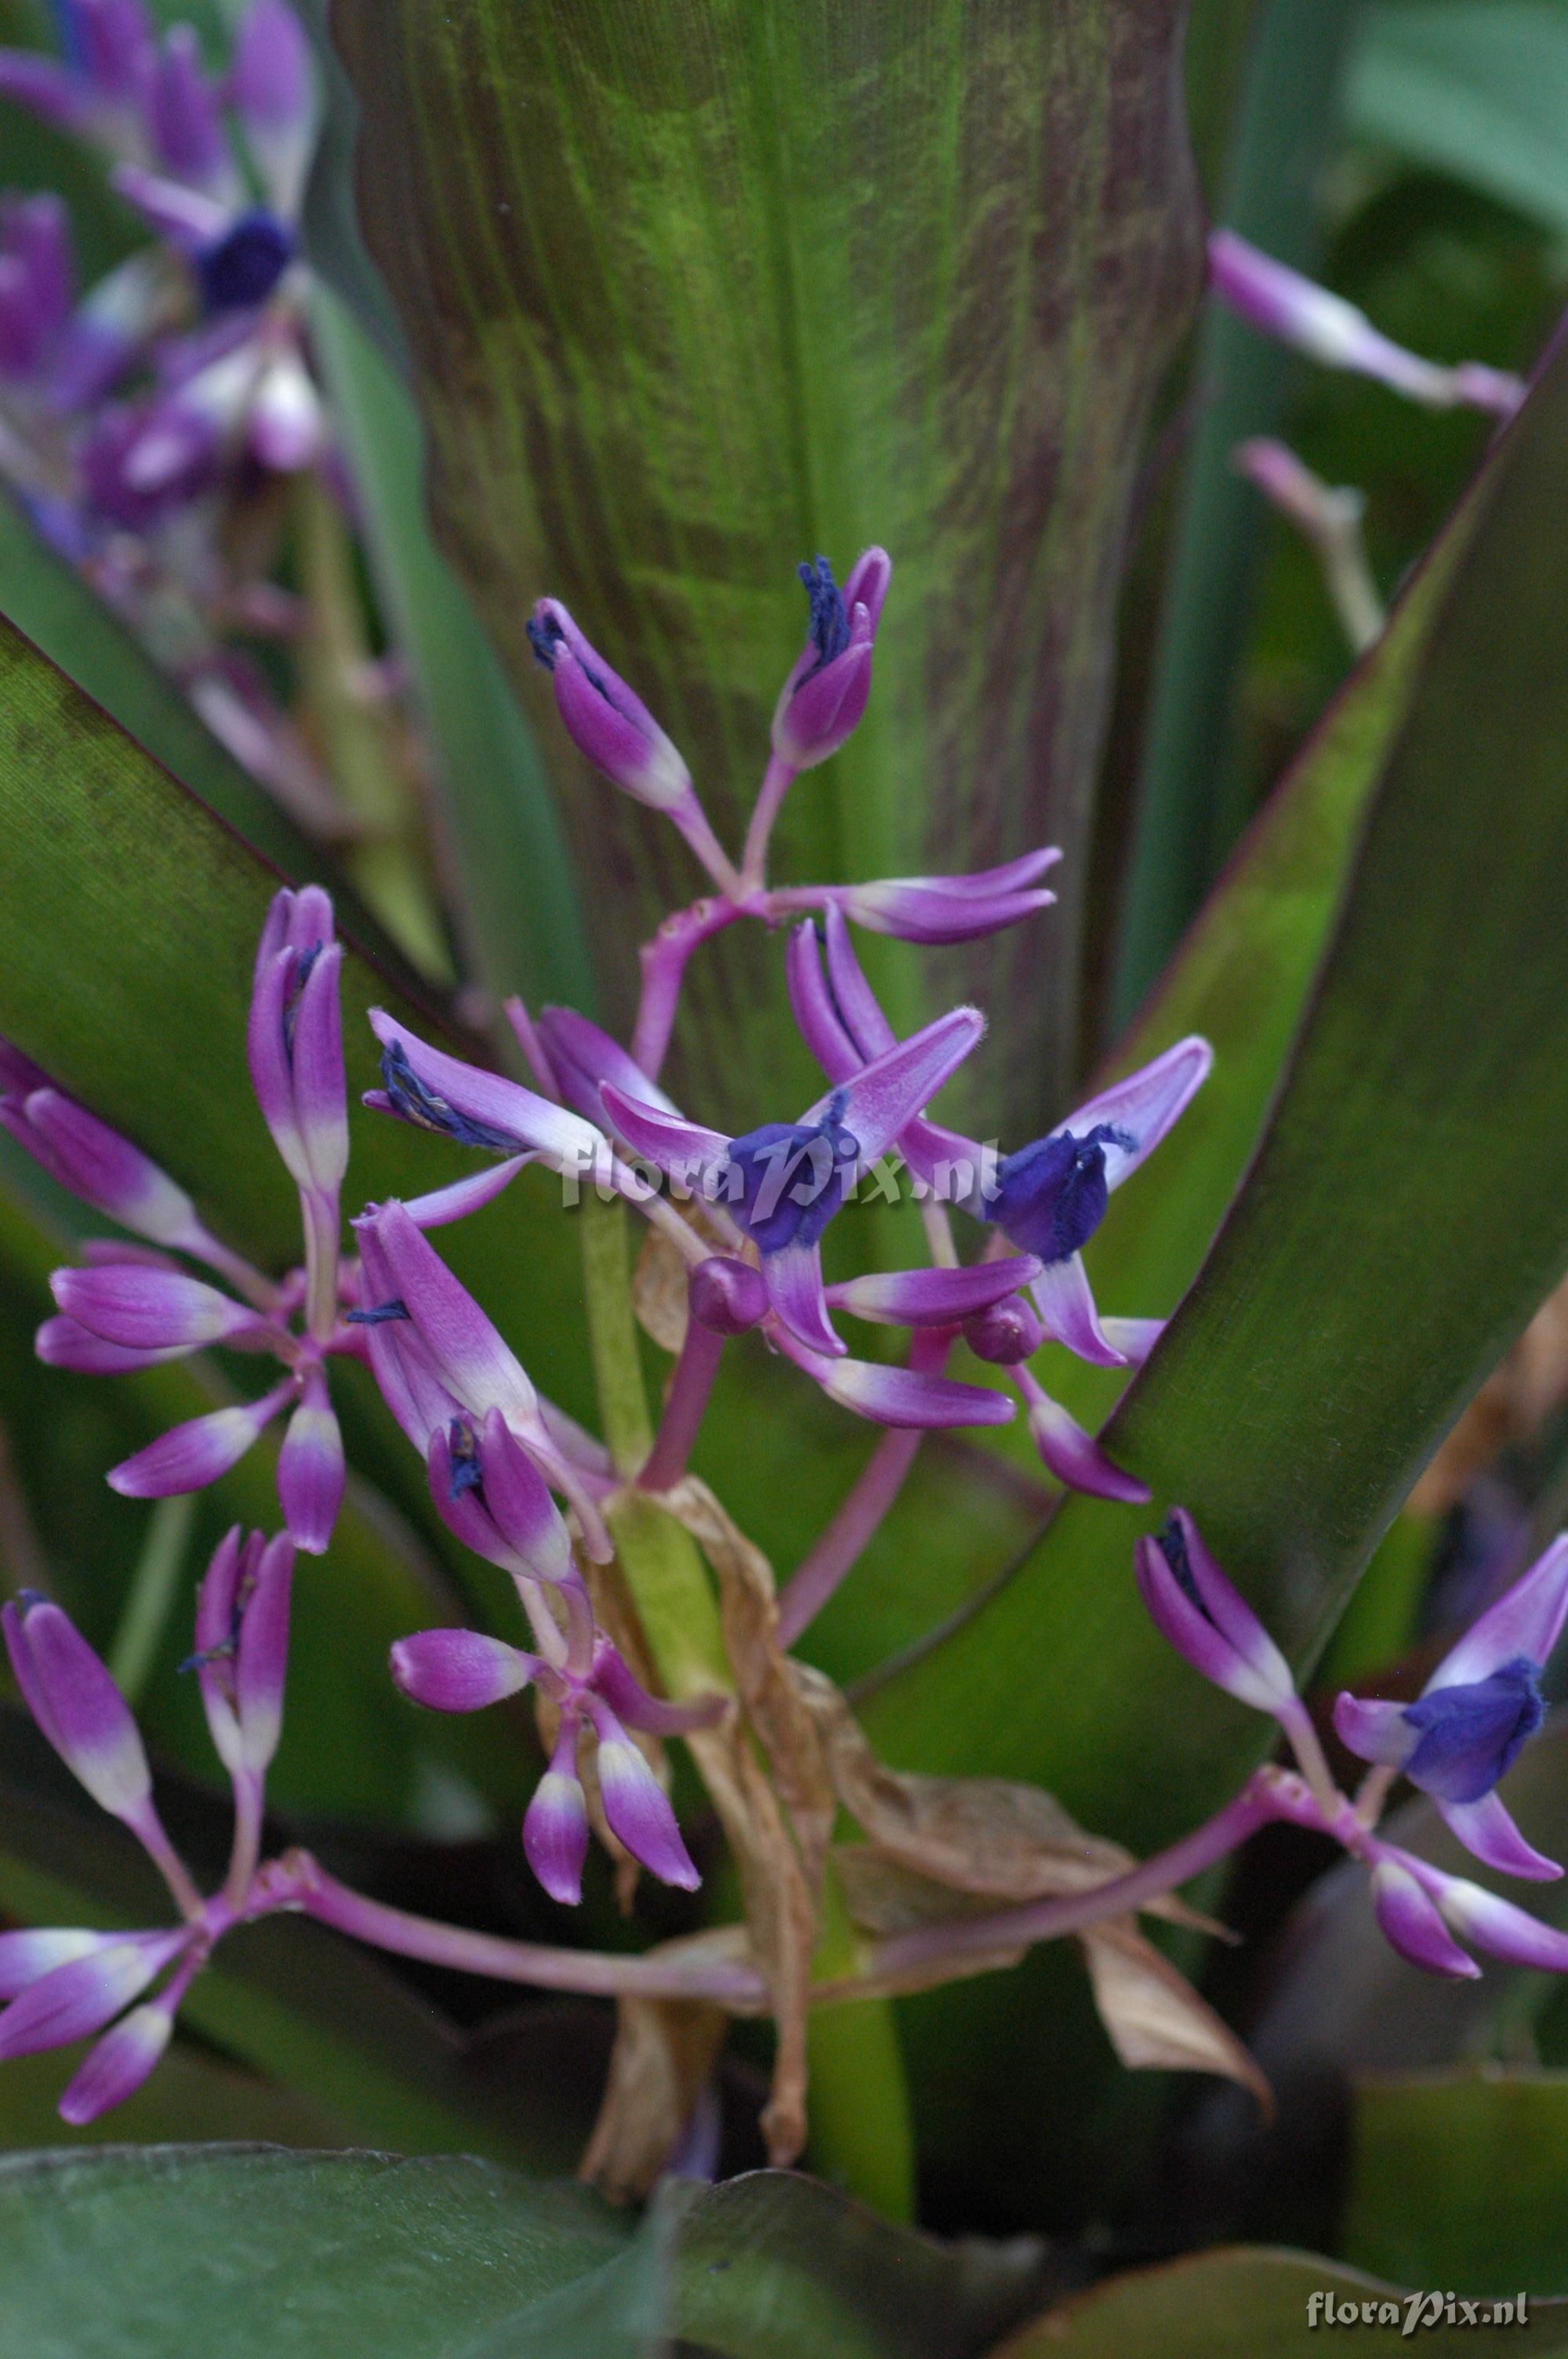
left=0, top=2150, right=1047, bottom=2359
left=1348, top=3, right=1568, bottom=242
left=307, top=285, right=593, bottom=1014
left=1112, top=0, right=1366, bottom=1024
left=324, top=0, right=1203, bottom=1134
left=862, top=323, right=1568, bottom=2202
left=1344, top=2070, right=1568, bottom=2298
left=996, top=2250, right=1567, bottom=2356
left=0, top=1707, right=593, bottom=2167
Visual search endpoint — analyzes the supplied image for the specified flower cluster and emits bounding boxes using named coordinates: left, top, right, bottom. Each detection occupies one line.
left=8, top=540, right=1563, bottom=2156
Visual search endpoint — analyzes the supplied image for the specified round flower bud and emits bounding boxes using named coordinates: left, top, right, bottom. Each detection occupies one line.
left=962, top=1292, right=1044, bottom=1365
left=688, top=1256, right=768, bottom=1336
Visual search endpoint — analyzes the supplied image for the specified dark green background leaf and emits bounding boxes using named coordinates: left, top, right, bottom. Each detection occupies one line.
left=325, top=0, right=1203, bottom=1131
left=1345, top=2070, right=1568, bottom=2298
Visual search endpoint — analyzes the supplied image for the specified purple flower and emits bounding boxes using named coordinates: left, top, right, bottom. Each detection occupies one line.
left=365, top=1011, right=607, bottom=1180
left=1334, top=1535, right=1568, bottom=1879
left=15, top=889, right=354, bottom=1554
left=526, top=598, right=739, bottom=889
left=391, top=1623, right=720, bottom=1903
left=772, top=849, right=1061, bottom=947
left=0, top=1535, right=302, bottom=2124
left=1210, top=231, right=1523, bottom=417
left=771, top=550, right=890, bottom=770
left=1134, top=1511, right=1298, bottom=1716
left=601, top=1002, right=983, bottom=1357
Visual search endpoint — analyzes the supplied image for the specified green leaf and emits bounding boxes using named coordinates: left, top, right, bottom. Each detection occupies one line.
left=1344, top=2070, right=1568, bottom=2298
left=0, top=2150, right=1048, bottom=2359
left=321, top=0, right=1203, bottom=1132
left=307, top=285, right=593, bottom=1014
left=1348, top=3, right=1568, bottom=242
left=1112, top=0, right=1367, bottom=1026
left=860, top=317, right=1568, bottom=2202
left=996, top=2250, right=1568, bottom=2356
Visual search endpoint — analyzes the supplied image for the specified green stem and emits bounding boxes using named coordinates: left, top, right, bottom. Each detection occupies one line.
left=578, top=1193, right=728, bottom=1696
left=108, top=1495, right=195, bottom=1704
left=804, top=1864, right=917, bottom=2222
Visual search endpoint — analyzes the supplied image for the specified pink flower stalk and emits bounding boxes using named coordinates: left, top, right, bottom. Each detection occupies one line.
left=1210, top=231, right=1523, bottom=416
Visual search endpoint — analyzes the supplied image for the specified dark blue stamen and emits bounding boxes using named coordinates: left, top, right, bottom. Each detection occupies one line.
left=1156, top=1515, right=1206, bottom=1616
left=448, top=1418, right=484, bottom=1500
left=346, top=1299, right=411, bottom=1325
left=195, top=209, right=294, bottom=314
left=379, top=1041, right=520, bottom=1154
left=281, top=939, right=325, bottom=1061
left=1401, top=1655, right=1544, bottom=1804
left=723, top=1087, right=860, bottom=1254
left=179, top=1641, right=235, bottom=1675
left=526, top=615, right=563, bottom=671
left=986, top=1122, right=1136, bottom=1264
left=796, top=556, right=851, bottom=685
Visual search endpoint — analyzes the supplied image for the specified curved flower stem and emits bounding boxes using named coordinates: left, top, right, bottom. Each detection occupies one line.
left=740, top=752, right=799, bottom=891
left=866, top=1778, right=1291, bottom=1983
left=632, top=898, right=750, bottom=1080
left=638, top=1320, right=725, bottom=1492
left=775, top=1329, right=953, bottom=1646
left=283, top=1853, right=768, bottom=2005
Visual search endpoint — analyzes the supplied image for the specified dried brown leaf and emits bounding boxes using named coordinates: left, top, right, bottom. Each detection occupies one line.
left=662, top=1475, right=836, bottom=1890
left=579, top=1983, right=729, bottom=2202
left=1078, top=1917, right=1272, bottom=2112
left=633, top=1219, right=691, bottom=1354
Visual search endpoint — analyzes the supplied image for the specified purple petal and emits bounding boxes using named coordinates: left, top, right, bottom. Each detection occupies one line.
left=1333, top=1692, right=1417, bottom=1770
left=586, top=1702, right=699, bottom=1890
left=150, top=25, right=227, bottom=184
left=367, top=1204, right=540, bottom=1427
left=289, top=940, right=347, bottom=1194
left=833, top=878, right=1054, bottom=946
left=1160, top=1510, right=1296, bottom=1697
left=57, top=1994, right=176, bottom=2125
left=425, top=1423, right=514, bottom=1569
left=785, top=918, right=861, bottom=1084
left=368, top=1012, right=604, bottom=1172
left=1028, top=1254, right=1126, bottom=1368
left=277, top=1371, right=343, bottom=1555
left=234, top=1532, right=293, bottom=1772
left=1439, top=1876, right=1568, bottom=1969
left=820, top=903, right=897, bottom=1059
left=107, top=1379, right=294, bottom=1497
left=763, top=1239, right=844, bottom=1357
left=532, top=600, right=692, bottom=812
left=827, top=1256, right=1040, bottom=1329
left=353, top=1224, right=461, bottom=1450
left=2, top=1598, right=151, bottom=1819
left=1058, top=1037, right=1213, bottom=1195
left=390, top=1628, right=537, bottom=1713
left=815, top=1356, right=1014, bottom=1429
left=107, top=165, right=227, bottom=254
left=1135, top=1532, right=1274, bottom=1705
left=1370, top=1861, right=1479, bottom=1979
left=36, top=1314, right=193, bottom=1373
left=9, top=1089, right=202, bottom=1249
left=247, top=944, right=304, bottom=1180
left=1099, top=1316, right=1164, bottom=1365
left=1434, top=1790, right=1562, bottom=1882
left=594, top=1085, right=728, bottom=1185
left=193, top=1526, right=253, bottom=1772
left=400, top=1158, right=532, bottom=1229
left=1430, top=1535, right=1568, bottom=1692
left=0, top=1932, right=186, bottom=2062
left=524, top=1725, right=589, bottom=1905
left=474, top=1408, right=575, bottom=1583
left=228, top=0, right=312, bottom=129
left=50, top=1265, right=257, bottom=1351
left=75, top=0, right=156, bottom=100
left=0, top=1928, right=129, bottom=2001
left=1026, top=1383, right=1149, bottom=1505
left=818, top=1006, right=984, bottom=1170
left=534, top=1006, right=678, bottom=1129
left=772, top=632, right=872, bottom=769
left=0, top=53, right=92, bottom=131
